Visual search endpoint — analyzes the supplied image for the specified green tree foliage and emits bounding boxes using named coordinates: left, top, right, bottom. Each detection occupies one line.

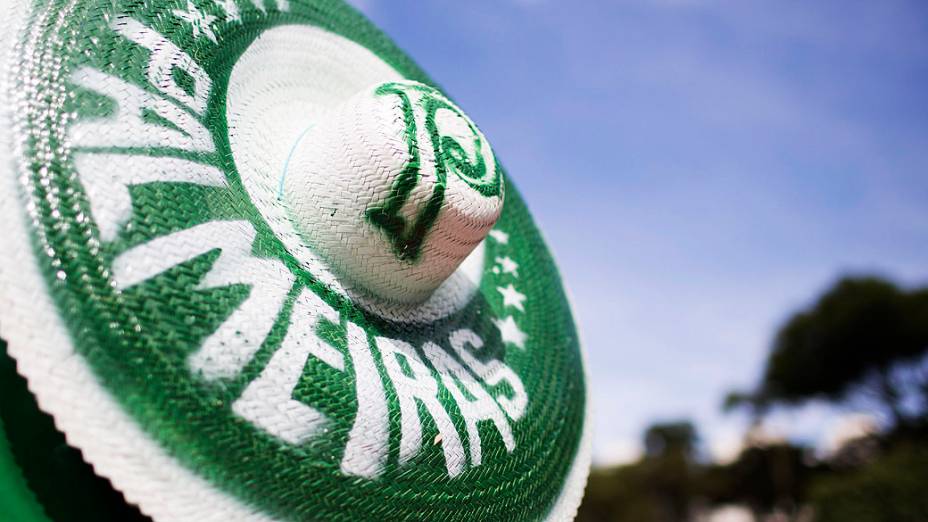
left=579, top=275, right=928, bottom=521
left=577, top=421, right=698, bottom=522
left=702, top=443, right=814, bottom=516
left=727, top=277, right=928, bottom=426
left=577, top=465, right=662, bottom=522
left=811, top=443, right=928, bottom=522
left=644, top=421, right=697, bottom=459
left=578, top=421, right=817, bottom=522
left=641, top=421, right=698, bottom=521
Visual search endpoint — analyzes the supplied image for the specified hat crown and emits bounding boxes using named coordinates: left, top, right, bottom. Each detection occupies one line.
left=283, top=80, right=504, bottom=304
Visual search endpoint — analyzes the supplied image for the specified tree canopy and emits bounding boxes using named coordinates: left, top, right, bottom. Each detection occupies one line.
left=727, top=276, right=928, bottom=421
left=644, top=421, right=697, bottom=460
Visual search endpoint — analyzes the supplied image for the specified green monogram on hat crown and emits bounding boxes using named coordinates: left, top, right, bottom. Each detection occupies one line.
left=366, top=81, right=502, bottom=263
left=5, top=0, right=586, bottom=519
left=282, top=79, right=504, bottom=304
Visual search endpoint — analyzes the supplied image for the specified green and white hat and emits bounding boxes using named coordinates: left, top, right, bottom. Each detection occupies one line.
left=0, top=0, right=590, bottom=520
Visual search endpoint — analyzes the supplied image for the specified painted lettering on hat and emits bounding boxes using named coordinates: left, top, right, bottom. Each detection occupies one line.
left=65, top=15, right=530, bottom=481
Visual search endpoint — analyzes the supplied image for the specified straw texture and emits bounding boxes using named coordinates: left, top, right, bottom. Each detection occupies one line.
left=0, top=0, right=591, bottom=520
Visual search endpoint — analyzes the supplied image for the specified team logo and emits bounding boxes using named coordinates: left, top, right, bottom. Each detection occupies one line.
left=366, top=82, right=502, bottom=262
left=5, top=0, right=586, bottom=519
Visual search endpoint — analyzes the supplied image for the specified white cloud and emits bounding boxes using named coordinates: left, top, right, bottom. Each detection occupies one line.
left=820, top=413, right=879, bottom=457
left=595, top=437, right=643, bottom=468
left=707, top=427, right=745, bottom=465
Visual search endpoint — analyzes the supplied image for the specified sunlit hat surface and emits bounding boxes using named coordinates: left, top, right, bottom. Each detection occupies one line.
left=0, top=0, right=590, bottom=520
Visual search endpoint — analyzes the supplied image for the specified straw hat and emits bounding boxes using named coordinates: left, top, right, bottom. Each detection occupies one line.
left=0, top=0, right=590, bottom=520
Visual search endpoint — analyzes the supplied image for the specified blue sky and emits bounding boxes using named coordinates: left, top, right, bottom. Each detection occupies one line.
left=348, top=0, right=928, bottom=464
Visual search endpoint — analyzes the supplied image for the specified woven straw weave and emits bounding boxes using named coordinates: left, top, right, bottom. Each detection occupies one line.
left=0, top=0, right=591, bottom=520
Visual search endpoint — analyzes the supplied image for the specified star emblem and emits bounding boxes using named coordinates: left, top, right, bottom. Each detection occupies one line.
left=488, top=229, right=509, bottom=245
left=494, top=256, right=519, bottom=277
left=497, top=283, right=526, bottom=312
left=172, top=1, right=219, bottom=43
left=493, top=315, right=527, bottom=349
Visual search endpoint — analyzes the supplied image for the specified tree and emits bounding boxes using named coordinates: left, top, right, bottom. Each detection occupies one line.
left=726, top=276, right=928, bottom=428
left=810, top=443, right=928, bottom=522
left=702, top=443, right=813, bottom=516
left=641, top=421, right=698, bottom=521
left=576, top=421, right=699, bottom=522
left=644, top=421, right=697, bottom=460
